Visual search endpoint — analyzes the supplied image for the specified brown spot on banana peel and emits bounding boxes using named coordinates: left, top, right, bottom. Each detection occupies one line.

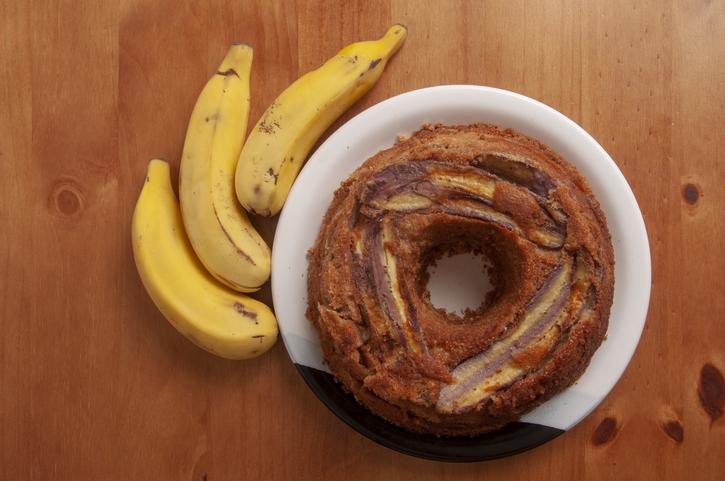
left=212, top=204, right=257, bottom=266
left=359, top=58, right=383, bottom=78
left=258, top=118, right=276, bottom=134
left=257, top=102, right=280, bottom=134
left=217, top=68, right=239, bottom=78
left=251, top=335, right=265, bottom=338
left=278, top=157, right=288, bottom=176
left=267, top=168, right=279, bottom=185
left=234, top=302, right=259, bottom=323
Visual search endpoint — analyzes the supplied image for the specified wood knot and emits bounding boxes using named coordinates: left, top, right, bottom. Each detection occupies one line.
left=682, top=183, right=699, bottom=205
left=49, top=179, right=85, bottom=217
left=661, top=420, right=684, bottom=443
left=591, top=416, right=618, bottom=446
left=698, top=363, right=724, bottom=422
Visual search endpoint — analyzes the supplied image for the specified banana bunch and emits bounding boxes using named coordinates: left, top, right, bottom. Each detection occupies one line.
left=132, top=45, right=275, bottom=360
left=235, top=25, right=408, bottom=216
left=132, top=27, right=407, bottom=360
left=132, top=160, right=277, bottom=360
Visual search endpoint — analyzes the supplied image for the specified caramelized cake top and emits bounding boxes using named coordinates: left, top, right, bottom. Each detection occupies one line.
left=307, top=124, right=614, bottom=436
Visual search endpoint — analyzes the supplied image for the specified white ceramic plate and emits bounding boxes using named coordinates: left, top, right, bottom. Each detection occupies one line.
left=272, top=85, right=651, bottom=461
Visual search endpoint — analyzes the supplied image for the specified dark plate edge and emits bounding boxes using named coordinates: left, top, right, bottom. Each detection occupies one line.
left=296, top=364, right=564, bottom=462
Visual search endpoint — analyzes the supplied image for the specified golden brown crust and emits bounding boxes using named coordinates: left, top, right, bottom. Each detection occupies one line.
left=307, top=124, right=614, bottom=436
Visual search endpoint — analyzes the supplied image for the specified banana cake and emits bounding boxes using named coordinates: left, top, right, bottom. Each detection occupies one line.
left=306, top=123, right=614, bottom=436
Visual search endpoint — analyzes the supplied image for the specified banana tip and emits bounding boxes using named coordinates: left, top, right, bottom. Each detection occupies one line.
left=145, top=159, right=171, bottom=183
left=384, top=24, right=408, bottom=47
left=382, top=24, right=408, bottom=53
left=148, top=158, right=169, bottom=168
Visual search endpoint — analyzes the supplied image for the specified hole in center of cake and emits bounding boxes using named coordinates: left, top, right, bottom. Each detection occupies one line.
left=426, top=251, right=495, bottom=316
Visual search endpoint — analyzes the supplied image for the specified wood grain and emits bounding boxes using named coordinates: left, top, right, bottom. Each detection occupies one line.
left=1, top=0, right=724, bottom=479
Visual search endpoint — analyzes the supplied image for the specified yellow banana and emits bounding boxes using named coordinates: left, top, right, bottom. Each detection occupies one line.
left=235, top=25, right=408, bottom=216
left=180, top=44, right=271, bottom=292
left=132, top=159, right=278, bottom=360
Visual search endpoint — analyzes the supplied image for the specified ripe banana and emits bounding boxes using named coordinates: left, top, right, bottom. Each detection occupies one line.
left=235, top=24, right=408, bottom=216
left=180, top=43, right=271, bottom=292
left=132, top=159, right=278, bottom=360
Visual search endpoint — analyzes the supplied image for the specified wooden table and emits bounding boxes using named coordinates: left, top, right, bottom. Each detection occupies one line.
left=2, top=1, right=723, bottom=479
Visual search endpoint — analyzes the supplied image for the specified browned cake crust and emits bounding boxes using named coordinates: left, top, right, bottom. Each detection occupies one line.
left=306, top=124, right=614, bottom=436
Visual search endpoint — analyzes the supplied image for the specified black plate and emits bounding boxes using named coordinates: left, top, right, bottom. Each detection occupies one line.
left=296, top=365, right=564, bottom=462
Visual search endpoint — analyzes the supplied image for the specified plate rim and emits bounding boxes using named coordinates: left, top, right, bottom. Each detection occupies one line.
left=272, top=84, right=651, bottom=460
